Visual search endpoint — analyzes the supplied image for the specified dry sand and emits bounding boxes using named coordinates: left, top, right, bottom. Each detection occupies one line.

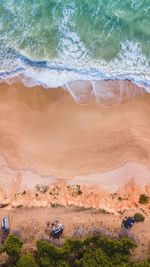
left=0, top=80, right=150, bottom=206
left=0, top=81, right=150, bottom=186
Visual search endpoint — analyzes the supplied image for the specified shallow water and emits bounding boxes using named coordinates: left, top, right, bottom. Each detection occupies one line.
left=0, top=0, right=150, bottom=102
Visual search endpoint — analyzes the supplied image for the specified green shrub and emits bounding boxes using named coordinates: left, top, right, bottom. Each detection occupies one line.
left=16, top=254, right=39, bottom=267
left=65, top=236, right=136, bottom=266
left=37, top=240, right=69, bottom=267
left=3, top=234, right=23, bottom=257
left=37, top=240, right=67, bottom=259
left=83, top=235, right=136, bottom=257
left=37, top=235, right=136, bottom=267
left=76, top=185, right=82, bottom=195
left=134, top=213, right=145, bottom=222
left=65, top=239, right=84, bottom=255
left=134, top=261, right=150, bottom=266
left=0, top=245, right=3, bottom=253
left=3, top=232, right=150, bottom=267
left=80, top=248, right=112, bottom=267
left=139, top=194, right=149, bottom=204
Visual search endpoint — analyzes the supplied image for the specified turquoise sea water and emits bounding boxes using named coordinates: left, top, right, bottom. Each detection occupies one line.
left=0, top=0, right=150, bottom=102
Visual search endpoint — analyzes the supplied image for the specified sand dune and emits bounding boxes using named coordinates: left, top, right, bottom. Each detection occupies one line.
left=0, top=81, right=150, bottom=193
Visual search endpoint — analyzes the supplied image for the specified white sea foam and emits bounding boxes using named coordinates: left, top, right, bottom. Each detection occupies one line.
left=57, top=3, right=89, bottom=65
left=0, top=40, right=149, bottom=107
left=22, top=40, right=149, bottom=89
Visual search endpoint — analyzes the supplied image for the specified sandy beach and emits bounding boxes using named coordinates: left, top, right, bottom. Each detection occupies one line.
left=0, top=80, right=150, bottom=259
left=0, top=80, right=150, bottom=200
left=0, top=80, right=150, bottom=187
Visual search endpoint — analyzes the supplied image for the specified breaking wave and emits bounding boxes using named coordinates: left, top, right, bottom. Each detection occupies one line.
left=0, top=0, right=149, bottom=107
left=0, top=41, right=149, bottom=107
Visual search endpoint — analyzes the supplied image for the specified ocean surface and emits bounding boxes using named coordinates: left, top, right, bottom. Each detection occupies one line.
left=0, top=0, right=150, bottom=105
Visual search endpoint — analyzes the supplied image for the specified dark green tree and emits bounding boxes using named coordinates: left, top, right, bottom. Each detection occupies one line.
left=37, top=240, right=69, bottom=267
left=16, top=254, right=39, bottom=267
left=65, top=239, right=84, bottom=255
left=79, top=248, right=112, bottom=267
left=83, top=235, right=136, bottom=257
left=4, top=235, right=23, bottom=258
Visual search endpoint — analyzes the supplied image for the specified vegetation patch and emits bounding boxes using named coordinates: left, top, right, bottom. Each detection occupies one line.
left=139, top=194, right=149, bottom=205
left=35, top=185, right=48, bottom=194
left=1, top=233, right=150, bottom=266
left=3, top=235, right=23, bottom=258
left=67, top=184, right=83, bottom=197
left=133, top=213, right=145, bottom=222
left=49, top=186, right=60, bottom=199
left=16, top=254, right=38, bottom=267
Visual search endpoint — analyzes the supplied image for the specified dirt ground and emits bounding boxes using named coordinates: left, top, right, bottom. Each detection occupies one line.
left=0, top=205, right=149, bottom=261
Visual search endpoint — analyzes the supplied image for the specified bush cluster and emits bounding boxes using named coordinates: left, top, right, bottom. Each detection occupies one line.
left=0, top=234, right=150, bottom=266
left=139, top=194, right=149, bottom=205
left=133, top=213, right=145, bottom=222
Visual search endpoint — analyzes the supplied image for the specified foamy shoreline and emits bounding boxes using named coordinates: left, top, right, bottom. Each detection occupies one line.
left=0, top=74, right=146, bottom=106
